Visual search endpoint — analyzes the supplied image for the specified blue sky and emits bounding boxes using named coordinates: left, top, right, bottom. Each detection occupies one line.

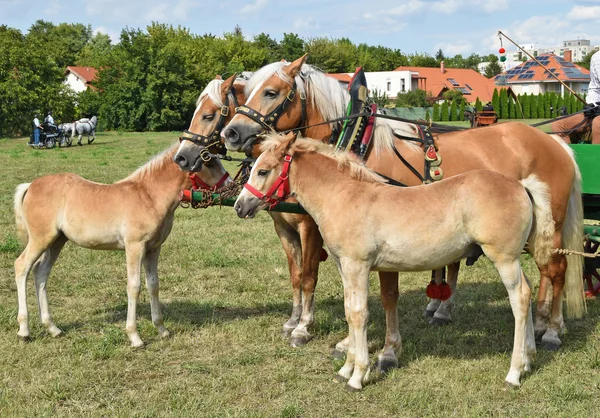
left=2, top=0, right=599, bottom=56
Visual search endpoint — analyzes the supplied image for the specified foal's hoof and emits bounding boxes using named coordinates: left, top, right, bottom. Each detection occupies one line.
left=540, top=340, right=561, bottom=352
left=49, top=328, right=63, bottom=338
left=17, top=335, right=31, bottom=343
left=429, top=316, right=451, bottom=326
left=159, top=329, right=171, bottom=339
left=333, top=375, right=347, bottom=384
left=289, top=334, right=312, bottom=348
left=423, top=309, right=436, bottom=319
left=376, top=358, right=399, bottom=375
left=280, top=328, right=294, bottom=339
left=503, top=381, right=520, bottom=391
left=330, top=348, right=346, bottom=360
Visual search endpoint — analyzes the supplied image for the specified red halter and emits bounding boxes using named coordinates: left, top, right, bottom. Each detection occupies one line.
left=243, top=154, right=293, bottom=210
left=189, top=172, right=230, bottom=191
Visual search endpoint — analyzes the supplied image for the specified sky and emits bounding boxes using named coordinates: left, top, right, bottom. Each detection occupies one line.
left=2, top=0, right=600, bottom=56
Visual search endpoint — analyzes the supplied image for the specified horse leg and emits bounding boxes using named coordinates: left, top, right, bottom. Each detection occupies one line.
left=522, top=272, right=537, bottom=374
left=375, top=271, right=401, bottom=373
left=77, top=131, right=82, bottom=146
left=125, top=243, right=145, bottom=348
left=494, top=257, right=531, bottom=388
left=343, top=260, right=371, bottom=391
left=430, top=262, right=460, bottom=325
left=533, top=270, right=553, bottom=337
left=336, top=258, right=355, bottom=381
left=290, top=219, right=323, bottom=347
left=89, top=129, right=95, bottom=144
left=32, top=235, right=67, bottom=338
left=143, top=246, right=170, bottom=339
left=539, top=253, right=567, bottom=351
left=273, top=219, right=303, bottom=338
left=14, top=237, right=54, bottom=341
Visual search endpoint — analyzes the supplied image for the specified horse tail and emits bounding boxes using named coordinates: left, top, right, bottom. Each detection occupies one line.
left=520, top=175, right=555, bottom=268
left=14, top=183, right=31, bottom=244
left=553, top=140, right=586, bottom=318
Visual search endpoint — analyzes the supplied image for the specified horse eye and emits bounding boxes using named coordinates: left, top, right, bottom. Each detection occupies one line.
left=203, top=114, right=215, bottom=121
left=257, top=169, right=269, bottom=176
left=264, top=90, right=278, bottom=99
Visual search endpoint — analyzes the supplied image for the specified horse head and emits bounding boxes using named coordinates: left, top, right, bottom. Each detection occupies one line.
left=173, top=74, right=245, bottom=171
left=221, top=55, right=314, bottom=156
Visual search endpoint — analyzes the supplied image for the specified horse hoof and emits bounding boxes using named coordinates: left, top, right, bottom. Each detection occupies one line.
left=423, top=310, right=436, bottom=319
left=280, top=328, right=294, bottom=339
left=503, top=381, right=520, bottom=391
left=88, top=139, right=94, bottom=144
left=17, top=335, right=30, bottom=343
left=345, top=384, right=361, bottom=392
left=330, top=348, right=346, bottom=360
left=289, top=334, right=312, bottom=348
left=159, top=329, right=171, bottom=339
left=429, top=316, right=450, bottom=326
left=333, top=375, right=347, bottom=384
left=50, top=328, right=63, bottom=338
left=376, top=358, right=398, bottom=374
left=77, top=141, right=82, bottom=146
left=540, top=340, right=561, bottom=352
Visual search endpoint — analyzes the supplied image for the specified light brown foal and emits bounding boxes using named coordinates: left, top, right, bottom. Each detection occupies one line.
left=14, top=146, right=230, bottom=347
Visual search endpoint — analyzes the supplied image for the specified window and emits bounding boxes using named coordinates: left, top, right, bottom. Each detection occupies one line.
left=447, top=78, right=459, bottom=86
left=401, top=79, right=405, bottom=92
left=465, top=84, right=473, bottom=91
left=386, top=81, right=391, bottom=91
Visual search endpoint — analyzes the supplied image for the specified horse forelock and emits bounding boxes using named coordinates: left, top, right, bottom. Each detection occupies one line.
left=118, top=144, right=179, bottom=183
left=260, top=134, right=385, bottom=184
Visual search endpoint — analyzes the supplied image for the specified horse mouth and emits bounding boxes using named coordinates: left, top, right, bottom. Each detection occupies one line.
left=189, top=157, right=203, bottom=172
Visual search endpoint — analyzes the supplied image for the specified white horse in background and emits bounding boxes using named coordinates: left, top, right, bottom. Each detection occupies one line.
left=72, top=116, right=98, bottom=145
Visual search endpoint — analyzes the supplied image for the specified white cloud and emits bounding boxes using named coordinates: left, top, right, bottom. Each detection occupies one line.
left=93, top=26, right=120, bottom=43
left=566, top=5, right=600, bottom=20
left=293, top=17, right=320, bottom=30
left=240, top=0, right=269, bottom=14
left=434, top=41, right=473, bottom=56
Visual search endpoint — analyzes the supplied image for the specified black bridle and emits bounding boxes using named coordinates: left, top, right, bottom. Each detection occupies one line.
left=235, top=79, right=307, bottom=134
left=179, top=88, right=240, bottom=158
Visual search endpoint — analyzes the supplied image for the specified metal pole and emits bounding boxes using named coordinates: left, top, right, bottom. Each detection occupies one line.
left=497, top=30, right=587, bottom=104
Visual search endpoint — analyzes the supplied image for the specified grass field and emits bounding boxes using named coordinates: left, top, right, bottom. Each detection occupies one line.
left=0, top=132, right=599, bottom=417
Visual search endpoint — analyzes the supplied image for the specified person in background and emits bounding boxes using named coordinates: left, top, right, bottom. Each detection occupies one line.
left=552, top=50, right=600, bottom=144
left=31, top=113, right=42, bottom=147
left=44, top=110, right=55, bottom=127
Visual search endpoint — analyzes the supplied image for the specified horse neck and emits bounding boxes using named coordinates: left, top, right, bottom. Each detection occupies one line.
left=365, top=122, right=425, bottom=186
left=303, top=95, right=334, bottom=143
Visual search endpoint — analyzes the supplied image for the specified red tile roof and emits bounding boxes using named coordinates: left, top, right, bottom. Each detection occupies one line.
left=326, top=73, right=352, bottom=83
left=494, top=53, right=590, bottom=84
left=395, top=65, right=501, bottom=103
left=66, top=66, right=98, bottom=84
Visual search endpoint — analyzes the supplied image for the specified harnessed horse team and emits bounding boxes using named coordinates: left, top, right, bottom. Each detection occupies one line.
left=14, top=57, right=594, bottom=391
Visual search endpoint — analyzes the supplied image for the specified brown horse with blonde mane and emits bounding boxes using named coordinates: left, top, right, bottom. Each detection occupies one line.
left=218, top=55, right=584, bottom=370
left=235, top=132, right=555, bottom=390
left=13, top=77, right=236, bottom=347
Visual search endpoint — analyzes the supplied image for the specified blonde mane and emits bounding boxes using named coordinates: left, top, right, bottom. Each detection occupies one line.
left=260, top=134, right=386, bottom=184
left=246, top=61, right=348, bottom=125
left=195, top=77, right=240, bottom=108
left=118, top=144, right=179, bottom=183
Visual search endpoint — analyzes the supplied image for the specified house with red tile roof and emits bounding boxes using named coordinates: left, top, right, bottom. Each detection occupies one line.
left=494, top=52, right=590, bottom=97
left=327, top=62, right=503, bottom=104
left=65, top=66, right=98, bottom=92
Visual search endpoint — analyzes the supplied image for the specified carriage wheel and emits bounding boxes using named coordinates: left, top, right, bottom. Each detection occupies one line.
left=45, top=137, right=55, bottom=149
left=583, top=236, right=600, bottom=298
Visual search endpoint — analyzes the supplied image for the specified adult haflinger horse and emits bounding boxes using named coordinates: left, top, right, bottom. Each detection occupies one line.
left=235, top=132, right=554, bottom=390
left=220, top=55, right=584, bottom=365
left=173, top=74, right=246, bottom=171
left=13, top=135, right=231, bottom=348
left=72, top=115, right=98, bottom=145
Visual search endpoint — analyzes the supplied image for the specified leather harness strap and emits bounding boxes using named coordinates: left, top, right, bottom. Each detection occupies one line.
left=244, top=154, right=293, bottom=210
left=189, top=172, right=230, bottom=191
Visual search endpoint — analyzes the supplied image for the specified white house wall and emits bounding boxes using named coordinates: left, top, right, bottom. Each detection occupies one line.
left=65, top=73, right=86, bottom=93
left=363, top=71, right=414, bottom=99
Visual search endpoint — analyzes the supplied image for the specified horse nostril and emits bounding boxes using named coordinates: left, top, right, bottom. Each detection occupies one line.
left=174, top=154, right=187, bottom=167
left=223, top=127, right=239, bottom=143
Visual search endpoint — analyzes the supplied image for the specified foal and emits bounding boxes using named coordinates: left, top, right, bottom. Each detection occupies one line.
left=235, top=133, right=555, bottom=390
left=13, top=144, right=230, bottom=347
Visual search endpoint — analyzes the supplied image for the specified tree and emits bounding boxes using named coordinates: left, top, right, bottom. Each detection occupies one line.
left=522, top=94, right=530, bottom=118
left=395, top=89, right=430, bottom=108
left=492, top=88, right=500, bottom=113
left=441, top=100, right=449, bottom=121
left=435, top=48, right=445, bottom=62
left=577, top=49, right=598, bottom=70
left=371, top=88, right=389, bottom=107
left=508, top=95, right=516, bottom=119
left=442, top=89, right=466, bottom=106
left=459, top=101, right=466, bottom=121
left=499, top=88, right=508, bottom=119
left=408, top=53, right=438, bottom=67
left=484, top=56, right=503, bottom=78
left=432, top=102, right=440, bottom=121
left=475, top=97, right=483, bottom=112
left=279, top=33, right=305, bottom=61
left=449, top=99, right=458, bottom=121
left=253, top=32, right=280, bottom=64
left=530, top=94, right=538, bottom=118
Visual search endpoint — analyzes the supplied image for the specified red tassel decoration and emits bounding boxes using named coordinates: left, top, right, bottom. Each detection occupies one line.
left=439, top=281, right=452, bottom=301
left=426, top=280, right=441, bottom=299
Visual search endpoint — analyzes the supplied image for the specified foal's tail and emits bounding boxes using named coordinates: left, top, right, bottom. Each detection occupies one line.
left=14, top=183, right=31, bottom=244
left=521, top=175, right=555, bottom=268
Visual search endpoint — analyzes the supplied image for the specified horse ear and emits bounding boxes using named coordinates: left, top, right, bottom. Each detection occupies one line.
left=214, top=74, right=222, bottom=80
left=221, top=74, right=236, bottom=97
left=284, top=54, right=308, bottom=78
left=276, top=132, right=298, bottom=155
